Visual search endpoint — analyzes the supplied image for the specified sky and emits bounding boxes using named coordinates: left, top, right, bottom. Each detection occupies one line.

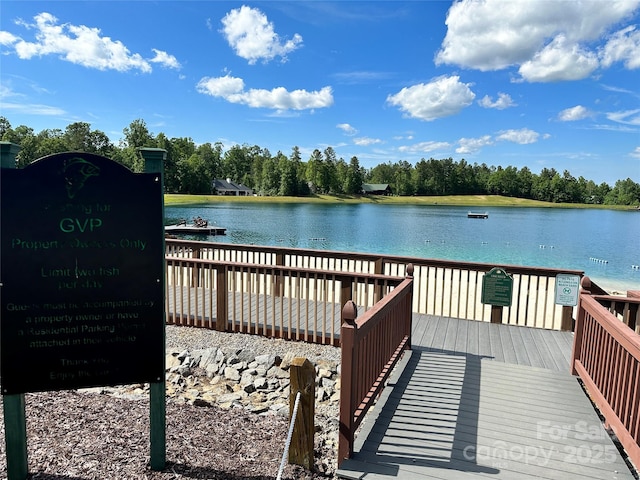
left=1, top=1, right=639, bottom=185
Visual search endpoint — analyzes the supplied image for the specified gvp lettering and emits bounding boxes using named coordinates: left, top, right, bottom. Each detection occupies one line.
left=59, top=218, right=103, bottom=233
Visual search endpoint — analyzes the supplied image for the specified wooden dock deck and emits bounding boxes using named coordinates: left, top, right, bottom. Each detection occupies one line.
left=337, top=316, right=636, bottom=479
left=166, top=293, right=637, bottom=479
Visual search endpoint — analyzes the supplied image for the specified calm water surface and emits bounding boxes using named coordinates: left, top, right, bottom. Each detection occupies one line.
left=166, top=203, right=640, bottom=292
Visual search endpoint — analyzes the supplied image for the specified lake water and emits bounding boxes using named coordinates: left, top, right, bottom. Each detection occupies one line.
left=166, top=203, right=640, bottom=292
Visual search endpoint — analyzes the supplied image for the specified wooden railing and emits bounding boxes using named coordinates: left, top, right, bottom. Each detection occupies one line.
left=166, top=239, right=584, bottom=330
left=338, top=266, right=414, bottom=465
left=571, top=277, right=640, bottom=469
left=165, top=255, right=405, bottom=346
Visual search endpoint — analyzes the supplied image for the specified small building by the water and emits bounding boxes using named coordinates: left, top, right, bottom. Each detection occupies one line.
left=213, top=178, right=253, bottom=196
left=362, top=183, right=392, bottom=195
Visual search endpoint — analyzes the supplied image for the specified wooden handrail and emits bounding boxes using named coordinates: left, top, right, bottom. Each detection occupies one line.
left=338, top=265, right=414, bottom=465
left=166, top=239, right=586, bottom=330
left=165, top=255, right=405, bottom=345
left=571, top=279, right=640, bottom=469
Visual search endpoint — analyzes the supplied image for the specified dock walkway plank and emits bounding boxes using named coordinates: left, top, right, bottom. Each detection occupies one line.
left=166, top=288, right=636, bottom=479
left=337, top=317, right=635, bottom=480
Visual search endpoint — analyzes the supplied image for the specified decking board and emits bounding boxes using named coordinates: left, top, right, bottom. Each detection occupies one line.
left=338, top=349, right=635, bottom=480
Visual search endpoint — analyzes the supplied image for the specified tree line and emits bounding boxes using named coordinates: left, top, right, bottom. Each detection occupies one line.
left=1, top=117, right=638, bottom=206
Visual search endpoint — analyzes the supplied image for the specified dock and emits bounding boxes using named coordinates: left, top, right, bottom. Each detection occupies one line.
left=336, top=315, right=636, bottom=480
left=467, top=212, right=489, bottom=219
left=165, top=224, right=226, bottom=235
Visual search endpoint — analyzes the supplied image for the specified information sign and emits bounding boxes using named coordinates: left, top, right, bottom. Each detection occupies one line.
left=481, top=267, right=513, bottom=307
left=1, top=152, right=164, bottom=394
left=555, top=274, right=581, bottom=307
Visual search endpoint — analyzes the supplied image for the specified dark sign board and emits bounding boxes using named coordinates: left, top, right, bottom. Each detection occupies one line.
left=481, top=267, right=513, bottom=307
left=1, top=152, right=164, bottom=394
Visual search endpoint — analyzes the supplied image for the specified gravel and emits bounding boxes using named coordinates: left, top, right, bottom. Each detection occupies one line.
left=0, top=325, right=342, bottom=479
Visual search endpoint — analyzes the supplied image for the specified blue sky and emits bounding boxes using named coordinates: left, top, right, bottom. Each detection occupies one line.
left=1, top=1, right=639, bottom=185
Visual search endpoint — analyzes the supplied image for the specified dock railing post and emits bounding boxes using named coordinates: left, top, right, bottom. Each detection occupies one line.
left=570, top=276, right=590, bottom=375
left=338, top=301, right=357, bottom=466
left=490, top=305, right=503, bottom=323
left=561, top=306, right=574, bottom=331
left=216, top=266, right=228, bottom=331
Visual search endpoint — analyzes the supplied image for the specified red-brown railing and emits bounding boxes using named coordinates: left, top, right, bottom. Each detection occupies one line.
left=166, top=239, right=584, bottom=330
left=571, top=277, right=640, bottom=469
left=165, top=255, right=405, bottom=346
left=338, top=265, right=414, bottom=465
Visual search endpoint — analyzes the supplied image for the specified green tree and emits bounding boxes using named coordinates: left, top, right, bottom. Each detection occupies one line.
left=344, top=156, right=364, bottom=194
left=223, top=144, right=254, bottom=187
left=605, top=178, right=640, bottom=205
left=305, top=149, right=324, bottom=193
left=177, top=153, right=210, bottom=194
left=278, top=151, right=297, bottom=196
left=122, top=119, right=154, bottom=148
left=64, top=122, right=113, bottom=155
left=393, top=160, right=414, bottom=196
left=367, top=162, right=394, bottom=184
left=0, top=116, right=12, bottom=139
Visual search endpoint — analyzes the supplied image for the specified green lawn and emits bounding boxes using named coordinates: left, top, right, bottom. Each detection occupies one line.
left=164, top=193, right=630, bottom=210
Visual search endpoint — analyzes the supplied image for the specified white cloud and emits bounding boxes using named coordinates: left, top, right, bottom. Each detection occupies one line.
left=0, top=12, right=181, bottom=73
left=478, top=92, right=516, bottom=109
left=435, top=0, right=640, bottom=81
left=558, top=105, right=591, bottom=121
left=518, top=35, right=599, bottom=82
left=456, top=136, right=493, bottom=155
left=496, top=128, right=542, bottom=144
left=220, top=6, right=302, bottom=64
left=337, top=123, right=357, bottom=135
left=0, top=31, right=18, bottom=45
left=149, top=49, right=181, bottom=69
left=386, top=75, right=475, bottom=121
left=196, top=75, right=333, bottom=111
left=399, top=141, right=451, bottom=154
left=630, top=146, right=640, bottom=158
left=601, top=25, right=640, bottom=69
left=606, top=109, right=640, bottom=125
left=354, top=137, right=382, bottom=146
left=0, top=101, right=66, bottom=116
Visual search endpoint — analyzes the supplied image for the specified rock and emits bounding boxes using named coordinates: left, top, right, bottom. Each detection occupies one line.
left=224, top=366, right=241, bottom=381
left=156, top=343, right=340, bottom=478
left=217, top=392, right=242, bottom=404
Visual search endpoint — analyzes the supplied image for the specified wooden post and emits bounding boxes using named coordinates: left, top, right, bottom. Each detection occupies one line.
left=191, top=247, right=202, bottom=287
left=373, top=258, right=384, bottom=303
left=340, top=276, right=353, bottom=312
left=140, top=147, right=167, bottom=471
left=570, top=276, right=591, bottom=375
left=406, top=264, right=415, bottom=348
left=490, top=305, right=503, bottom=323
left=561, top=305, right=574, bottom=331
left=338, top=301, right=357, bottom=466
left=1, top=142, right=28, bottom=480
left=275, top=252, right=284, bottom=297
left=289, top=357, right=315, bottom=469
left=216, top=266, right=228, bottom=331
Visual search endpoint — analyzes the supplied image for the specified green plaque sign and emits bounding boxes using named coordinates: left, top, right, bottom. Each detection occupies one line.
left=1, top=152, right=164, bottom=395
left=481, top=267, right=513, bottom=307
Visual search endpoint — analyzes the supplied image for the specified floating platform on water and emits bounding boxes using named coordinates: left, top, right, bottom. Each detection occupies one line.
left=165, top=224, right=226, bottom=235
left=467, top=211, right=489, bottom=219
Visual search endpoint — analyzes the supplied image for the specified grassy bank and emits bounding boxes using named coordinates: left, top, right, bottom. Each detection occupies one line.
left=165, top=193, right=632, bottom=210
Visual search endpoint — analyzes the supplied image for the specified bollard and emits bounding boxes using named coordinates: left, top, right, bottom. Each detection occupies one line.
left=288, top=357, right=315, bottom=469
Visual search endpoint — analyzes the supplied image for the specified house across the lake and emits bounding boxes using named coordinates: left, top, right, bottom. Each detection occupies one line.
left=362, top=183, right=392, bottom=195
left=213, top=178, right=253, bottom=196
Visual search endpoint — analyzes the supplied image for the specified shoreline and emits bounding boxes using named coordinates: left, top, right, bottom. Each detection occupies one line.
left=588, top=276, right=639, bottom=295
left=165, top=193, right=636, bottom=210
